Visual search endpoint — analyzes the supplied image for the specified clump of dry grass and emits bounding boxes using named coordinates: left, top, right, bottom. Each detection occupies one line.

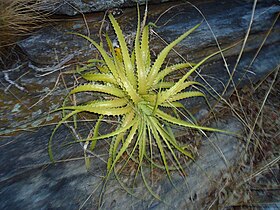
left=0, top=0, right=50, bottom=65
left=208, top=67, right=280, bottom=209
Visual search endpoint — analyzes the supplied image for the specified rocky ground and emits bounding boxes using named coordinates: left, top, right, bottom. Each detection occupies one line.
left=0, top=0, right=279, bottom=209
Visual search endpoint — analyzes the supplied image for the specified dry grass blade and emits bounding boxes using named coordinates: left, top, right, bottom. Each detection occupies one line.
left=245, top=66, right=279, bottom=150
left=0, top=0, right=48, bottom=46
left=0, top=0, right=51, bottom=64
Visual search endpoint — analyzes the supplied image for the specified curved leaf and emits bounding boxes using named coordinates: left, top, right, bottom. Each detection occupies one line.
left=159, top=80, right=202, bottom=104
left=60, top=104, right=132, bottom=116
left=108, top=14, right=136, bottom=88
left=89, top=115, right=104, bottom=151
left=153, top=82, right=175, bottom=89
left=107, top=120, right=139, bottom=174
left=105, top=32, right=142, bottom=104
left=71, top=32, right=119, bottom=81
left=154, top=62, right=195, bottom=85
left=147, top=23, right=201, bottom=89
left=108, top=111, right=136, bottom=169
left=48, top=110, right=81, bottom=162
left=82, top=73, right=117, bottom=85
left=69, top=83, right=125, bottom=98
left=169, top=91, right=205, bottom=102
left=147, top=117, right=171, bottom=178
left=141, top=25, right=151, bottom=70
left=135, top=6, right=146, bottom=94
left=155, top=108, right=230, bottom=133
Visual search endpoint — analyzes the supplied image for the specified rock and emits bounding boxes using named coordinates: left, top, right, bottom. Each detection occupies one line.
left=18, top=0, right=280, bottom=108
left=6, top=0, right=280, bottom=131
left=6, top=0, right=280, bottom=137
left=0, top=117, right=243, bottom=210
left=0, top=127, right=101, bottom=210
left=1, top=0, right=280, bottom=209
left=39, top=0, right=175, bottom=16
left=100, top=118, right=244, bottom=209
left=19, top=0, right=280, bottom=75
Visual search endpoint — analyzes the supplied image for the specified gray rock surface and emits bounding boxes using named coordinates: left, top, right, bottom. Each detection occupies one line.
left=20, top=0, right=280, bottom=66
left=0, top=127, right=101, bottom=210
left=39, top=0, right=174, bottom=16
left=1, top=0, right=280, bottom=209
left=100, top=119, right=244, bottom=210
left=0, top=118, right=243, bottom=210
left=18, top=0, right=280, bottom=104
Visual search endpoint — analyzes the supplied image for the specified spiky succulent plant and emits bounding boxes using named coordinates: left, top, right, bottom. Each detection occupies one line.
left=49, top=7, right=227, bottom=185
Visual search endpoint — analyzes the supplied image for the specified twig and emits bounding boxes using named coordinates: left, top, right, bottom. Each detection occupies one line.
left=68, top=125, right=107, bottom=163
left=28, top=54, right=74, bottom=76
left=3, top=72, right=27, bottom=92
left=29, top=70, right=63, bottom=109
left=2, top=63, right=25, bottom=73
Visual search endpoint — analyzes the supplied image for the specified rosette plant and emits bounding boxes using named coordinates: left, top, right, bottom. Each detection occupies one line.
left=49, top=7, right=228, bottom=186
